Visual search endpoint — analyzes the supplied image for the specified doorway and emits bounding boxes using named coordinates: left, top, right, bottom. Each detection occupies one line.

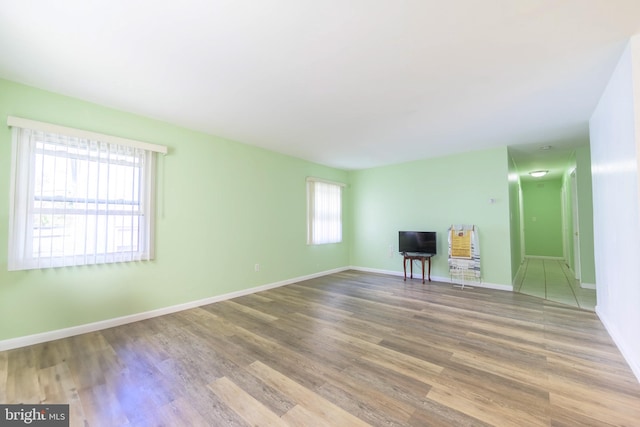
left=571, top=170, right=581, bottom=280
left=509, top=144, right=597, bottom=309
left=516, top=176, right=595, bottom=309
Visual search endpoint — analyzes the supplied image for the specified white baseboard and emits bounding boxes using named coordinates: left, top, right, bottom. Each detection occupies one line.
left=0, top=266, right=349, bottom=352
left=349, top=266, right=513, bottom=291
left=525, top=255, right=565, bottom=260
left=350, top=265, right=405, bottom=277
left=581, top=282, right=597, bottom=290
left=513, top=263, right=525, bottom=287
left=596, top=306, right=640, bottom=383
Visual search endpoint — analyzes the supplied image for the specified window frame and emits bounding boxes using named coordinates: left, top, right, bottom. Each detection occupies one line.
left=306, top=177, right=344, bottom=245
left=7, top=116, right=167, bottom=271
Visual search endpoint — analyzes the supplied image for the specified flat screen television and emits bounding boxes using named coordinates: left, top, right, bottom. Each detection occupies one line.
left=399, top=231, right=437, bottom=255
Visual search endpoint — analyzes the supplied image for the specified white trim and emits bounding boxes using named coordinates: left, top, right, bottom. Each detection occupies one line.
left=513, top=262, right=525, bottom=290
left=580, top=282, right=597, bottom=290
left=306, top=176, right=347, bottom=187
left=349, top=266, right=513, bottom=291
left=596, top=306, right=640, bottom=383
left=7, top=116, right=168, bottom=154
left=0, top=267, right=348, bottom=352
left=7, top=126, right=20, bottom=270
left=448, top=278, right=513, bottom=291
left=351, top=265, right=406, bottom=277
left=524, top=255, right=564, bottom=260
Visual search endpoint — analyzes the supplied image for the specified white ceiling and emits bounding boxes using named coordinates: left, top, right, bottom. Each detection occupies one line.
left=1, top=1, right=639, bottom=176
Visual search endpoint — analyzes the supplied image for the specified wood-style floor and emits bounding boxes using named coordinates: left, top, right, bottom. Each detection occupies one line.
left=1, top=271, right=639, bottom=426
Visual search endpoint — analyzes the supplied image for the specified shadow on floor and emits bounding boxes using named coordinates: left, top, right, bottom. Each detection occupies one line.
left=515, top=258, right=596, bottom=311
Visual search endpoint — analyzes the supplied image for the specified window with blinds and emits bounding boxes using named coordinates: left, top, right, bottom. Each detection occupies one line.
left=306, top=178, right=343, bottom=245
left=7, top=117, right=166, bottom=270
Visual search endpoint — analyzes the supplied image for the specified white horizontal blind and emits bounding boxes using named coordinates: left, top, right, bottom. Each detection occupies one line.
left=307, top=178, right=343, bottom=245
left=8, top=121, right=162, bottom=270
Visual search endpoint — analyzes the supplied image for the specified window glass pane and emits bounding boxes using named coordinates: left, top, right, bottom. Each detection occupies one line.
left=8, top=126, right=156, bottom=270
left=308, top=180, right=342, bottom=245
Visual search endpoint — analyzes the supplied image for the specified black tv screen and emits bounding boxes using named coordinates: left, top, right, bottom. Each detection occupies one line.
left=399, top=231, right=437, bottom=255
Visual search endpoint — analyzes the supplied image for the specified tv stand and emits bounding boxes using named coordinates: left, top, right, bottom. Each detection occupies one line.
left=402, top=253, right=432, bottom=284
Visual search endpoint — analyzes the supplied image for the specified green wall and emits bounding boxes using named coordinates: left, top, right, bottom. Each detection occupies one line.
left=0, top=79, right=350, bottom=341
left=522, top=179, right=564, bottom=257
left=0, top=77, right=596, bottom=344
left=349, top=147, right=513, bottom=287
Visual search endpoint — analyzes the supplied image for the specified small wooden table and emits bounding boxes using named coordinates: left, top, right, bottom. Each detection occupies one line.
left=402, top=253, right=433, bottom=284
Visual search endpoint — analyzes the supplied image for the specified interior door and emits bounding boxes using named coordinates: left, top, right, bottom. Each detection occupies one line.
left=571, top=171, right=581, bottom=280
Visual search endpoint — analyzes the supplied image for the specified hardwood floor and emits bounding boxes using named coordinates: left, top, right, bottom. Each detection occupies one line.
left=1, top=270, right=639, bottom=426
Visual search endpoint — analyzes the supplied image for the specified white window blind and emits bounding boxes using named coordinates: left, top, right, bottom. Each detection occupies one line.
left=307, top=178, right=343, bottom=245
left=7, top=117, right=166, bottom=270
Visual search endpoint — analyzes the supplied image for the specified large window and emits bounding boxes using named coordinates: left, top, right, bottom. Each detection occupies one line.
left=7, top=117, right=167, bottom=270
left=306, top=177, right=343, bottom=245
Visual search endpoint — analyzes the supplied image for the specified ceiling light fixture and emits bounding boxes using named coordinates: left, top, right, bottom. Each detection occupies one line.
left=529, top=170, right=548, bottom=178
left=539, top=145, right=552, bottom=150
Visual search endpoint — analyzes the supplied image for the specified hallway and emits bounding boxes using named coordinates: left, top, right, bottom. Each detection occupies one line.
left=515, top=257, right=596, bottom=310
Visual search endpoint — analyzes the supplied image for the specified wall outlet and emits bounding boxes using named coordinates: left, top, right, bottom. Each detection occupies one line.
left=254, top=263, right=260, bottom=272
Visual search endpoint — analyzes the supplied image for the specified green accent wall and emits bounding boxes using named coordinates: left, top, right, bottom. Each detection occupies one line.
left=348, top=148, right=513, bottom=287
left=522, top=179, right=564, bottom=257
left=0, top=79, right=350, bottom=341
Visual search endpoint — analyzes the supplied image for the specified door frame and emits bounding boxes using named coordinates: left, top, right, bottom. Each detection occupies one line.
left=571, top=170, right=581, bottom=280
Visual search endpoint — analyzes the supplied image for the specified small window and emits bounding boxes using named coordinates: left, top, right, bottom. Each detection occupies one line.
left=7, top=117, right=167, bottom=270
left=306, top=178, right=343, bottom=245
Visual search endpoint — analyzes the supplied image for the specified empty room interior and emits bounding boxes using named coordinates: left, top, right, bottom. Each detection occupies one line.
left=1, top=1, right=640, bottom=426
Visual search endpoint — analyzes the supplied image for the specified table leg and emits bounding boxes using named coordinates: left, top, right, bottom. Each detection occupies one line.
left=421, top=258, right=425, bottom=284
left=403, top=257, right=407, bottom=281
